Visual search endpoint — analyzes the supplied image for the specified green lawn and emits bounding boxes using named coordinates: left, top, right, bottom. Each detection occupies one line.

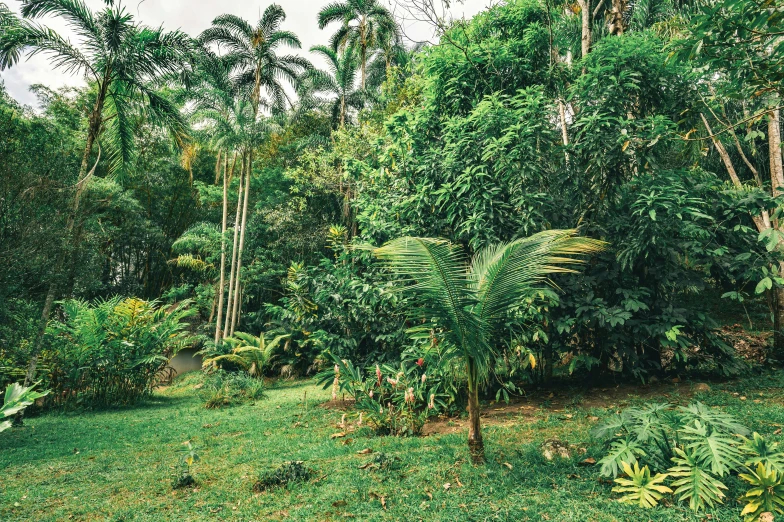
left=3, top=372, right=784, bottom=521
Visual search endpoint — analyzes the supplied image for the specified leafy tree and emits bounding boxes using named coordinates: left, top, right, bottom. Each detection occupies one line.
left=300, top=45, right=368, bottom=128
left=372, top=230, right=604, bottom=463
left=317, top=0, right=398, bottom=89
left=0, top=0, right=192, bottom=395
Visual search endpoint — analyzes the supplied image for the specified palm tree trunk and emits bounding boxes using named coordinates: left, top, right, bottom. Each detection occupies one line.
left=214, top=151, right=229, bottom=344
left=466, top=358, right=484, bottom=464
left=577, top=0, right=591, bottom=59
left=223, top=153, right=244, bottom=339
left=230, top=151, right=252, bottom=336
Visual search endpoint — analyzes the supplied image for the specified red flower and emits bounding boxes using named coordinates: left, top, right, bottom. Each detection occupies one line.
left=416, top=358, right=425, bottom=367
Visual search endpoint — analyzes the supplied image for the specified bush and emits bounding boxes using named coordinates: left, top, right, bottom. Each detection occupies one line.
left=45, top=297, right=195, bottom=408
left=200, top=370, right=265, bottom=408
left=593, top=402, right=784, bottom=520
left=317, top=353, right=450, bottom=436
left=252, top=461, right=312, bottom=492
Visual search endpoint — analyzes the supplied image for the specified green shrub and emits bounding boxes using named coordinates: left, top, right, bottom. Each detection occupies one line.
left=1, top=381, right=48, bottom=433
left=45, top=297, right=195, bottom=408
left=200, top=370, right=265, bottom=408
left=252, top=461, right=312, bottom=492
left=317, top=352, right=450, bottom=436
left=594, top=401, right=784, bottom=519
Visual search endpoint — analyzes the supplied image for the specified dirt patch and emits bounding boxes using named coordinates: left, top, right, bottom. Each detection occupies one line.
left=721, top=324, right=770, bottom=364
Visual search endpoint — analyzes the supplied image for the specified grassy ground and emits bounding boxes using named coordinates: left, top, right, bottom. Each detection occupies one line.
left=3, top=372, right=784, bottom=521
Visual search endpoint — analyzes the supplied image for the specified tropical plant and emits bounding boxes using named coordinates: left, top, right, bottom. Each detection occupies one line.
left=371, top=229, right=604, bottom=462
left=199, top=369, right=265, bottom=408
left=740, top=463, right=784, bottom=522
left=45, top=297, right=195, bottom=407
left=612, top=461, right=672, bottom=508
left=203, top=331, right=289, bottom=377
left=172, top=440, right=200, bottom=489
left=1, top=381, right=48, bottom=433
left=317, top=0, right=398, bottom=89
left=300, top=45, right=368, bottom=128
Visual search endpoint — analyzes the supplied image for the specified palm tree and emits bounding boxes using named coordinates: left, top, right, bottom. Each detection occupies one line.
left=373, top=230, right=605, bottom=463
left=299, top=45, right=368, bottom=128
left=317, top=0, right=398, bottom=89
left=199, top=5, right=309, bottom=116
left=0, top=0, right=191, bottom=395
left=203, top=331, right=290, bottom=377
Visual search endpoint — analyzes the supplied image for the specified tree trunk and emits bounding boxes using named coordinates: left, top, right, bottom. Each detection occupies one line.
left=230, top=151, right=252, bottom=336
left=769, top=109, right=784, bottom=357
left=577, top=0, right=591, bottom=59
left=215, top=152, right=229, bottom=344
left=223, top=154, right=244, bottom=339
left=466, top=358, right=484, bottom=464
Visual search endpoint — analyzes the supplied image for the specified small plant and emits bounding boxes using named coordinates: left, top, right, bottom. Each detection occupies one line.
left=612, top=461, right=672, bottom=508
left=1, top=381, right=48, bottom=432
left=253, top=461, right=312, bottom=492
left=739, top=463, right=784, bottom=522
left=202, top=332, right=289, bottom=377
left=200, top=370, right=265, bottom=408
left=360, top=452, right=401, bottom=472
left=172, top=440, right=199, bottom=489
left=316, top=352, right=449, bottom=436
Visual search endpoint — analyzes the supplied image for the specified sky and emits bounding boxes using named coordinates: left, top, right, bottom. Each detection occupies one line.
left=0, top=0, right=494, bottom=108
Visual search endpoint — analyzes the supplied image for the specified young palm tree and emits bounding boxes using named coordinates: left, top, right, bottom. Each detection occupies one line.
left=0, top=0, right=191, bottom=394
left=373, top=230, right=605, bottom=463
left=199, top=5, right=309, bottom=116
left=317, top=0, right=398, bottom=89
left=299, top=45, right=368, bottom=128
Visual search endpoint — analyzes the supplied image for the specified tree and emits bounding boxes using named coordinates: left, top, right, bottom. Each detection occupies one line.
left=199, top=5, right=309, bottom=115
left=299, top=45, right=368, bottom=128
left=372, top=230, right=604, bottom=463
left=318, top=0, right=398, bottom=89
left=0, top=0, right=191, bottom=397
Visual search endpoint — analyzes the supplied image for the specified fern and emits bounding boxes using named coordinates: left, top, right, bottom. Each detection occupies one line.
left=739, top=463, right=784, bottom=522
left=599, top=438, right=646, bottom=478
left=742, top=433, right=784, bottom=472
left=668, top=447, right=728, bottom=511
left=613, top=461, right=672, bottom=508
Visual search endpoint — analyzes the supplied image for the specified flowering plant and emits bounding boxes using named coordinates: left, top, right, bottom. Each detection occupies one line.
left=316, top=353, right=449, bottom=435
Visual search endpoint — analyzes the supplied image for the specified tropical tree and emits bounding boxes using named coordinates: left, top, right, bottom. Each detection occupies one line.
left=372, top=230, right=605, bottom=463
left=199, top=4, right=309, bottom=115
left=0, top=0, right=191, bottom=395
left=317, top=0, right=398, bottom=89
left=203, top=331, right=290, bottom=377
left=299, top=45, right=368, bottom=128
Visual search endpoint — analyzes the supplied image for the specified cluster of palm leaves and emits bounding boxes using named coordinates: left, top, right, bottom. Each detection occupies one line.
left=45, top=297, right=195, bottom=407
left=595, top=402, right=784, bottom=519
left=200, top=331, right=289, bottom=378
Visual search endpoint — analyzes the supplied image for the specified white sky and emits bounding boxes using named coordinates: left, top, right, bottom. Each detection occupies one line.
left=0, top=0, right=493, bottom=108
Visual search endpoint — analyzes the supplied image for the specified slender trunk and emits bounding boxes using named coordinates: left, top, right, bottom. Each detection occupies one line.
left=769, top=109, right=784, bottom=356
left=214, top=149, right=222, bottom=185
left=340, top=95, right=346, bottom=128
left=558, top=99, right=570, bottom=164
left=577, top=0, right=591, bottom=59
left=230, top=151, right=252, bottom=336
left=466, top=358, right=484, bottom=464
left=215, top=152, right=229, bottom=344
left=776, top=286, right=784, bottom=361
left=360, top=17, right=367, bottom=89
left=223, top=154, right=244, bottom=339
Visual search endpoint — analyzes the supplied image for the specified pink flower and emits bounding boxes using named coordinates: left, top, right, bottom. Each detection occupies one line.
left=334, top=364, right=340, bottom=374
left=387, top=377, right=398, bottom=386
left=369, top=390, right=374, bottom=398
left=376, top=365, right=382, bottom=387
left=416, top=358, right=425, bottom=367
left=405, top=387, right=415, bottom=404
left=428, top=394, right=435, bottom=409
left=421, top=374, right=427, bottom=384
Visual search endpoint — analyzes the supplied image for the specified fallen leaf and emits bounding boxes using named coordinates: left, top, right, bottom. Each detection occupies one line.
left=455, top=477, right=463, bottom=487
left=357, top=448, right=373, bottom=455
left=330, top=432, right=347, bottom=439
left=443, top=483, right=451, bottom=490
left=579, top=457, right=597, bottom=466
left=775, top=428, right=782, bottom=435
left=587, top=416, right=599, bottom=422
left=503, top=462, right=513, bottom=470
left=342, top=438, right=353, bottom=445
left=332, top=500, right=347, bottom=508
left=358, top=463, right=373, bottom=470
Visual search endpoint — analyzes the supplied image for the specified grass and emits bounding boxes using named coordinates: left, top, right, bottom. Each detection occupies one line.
left=3, top=372, right=784, bottom=521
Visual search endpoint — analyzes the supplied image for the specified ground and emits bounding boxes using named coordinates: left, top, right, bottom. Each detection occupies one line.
left=2, top=372, right=784, bottom=521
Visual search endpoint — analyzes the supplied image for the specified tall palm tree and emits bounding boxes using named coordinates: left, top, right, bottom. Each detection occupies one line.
left=373, top=230, right=605, bottom=463
left=0, top=0, right=191, bottom=394
left=317, top=0, right=398, bottom=89
left=299, top=45, right=368, bottom=128
left=199, top=5, right=309, bottom=116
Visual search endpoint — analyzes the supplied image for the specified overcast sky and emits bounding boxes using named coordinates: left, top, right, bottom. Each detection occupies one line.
left=0, top=0, right=493, bottom=108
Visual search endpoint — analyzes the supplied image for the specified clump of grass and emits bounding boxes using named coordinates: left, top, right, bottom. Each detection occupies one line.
left=360, top=452, right=400, bottom=472
left=200, top=370, right=264, bottom=408
left=252, top=461, right=312, bottom=492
